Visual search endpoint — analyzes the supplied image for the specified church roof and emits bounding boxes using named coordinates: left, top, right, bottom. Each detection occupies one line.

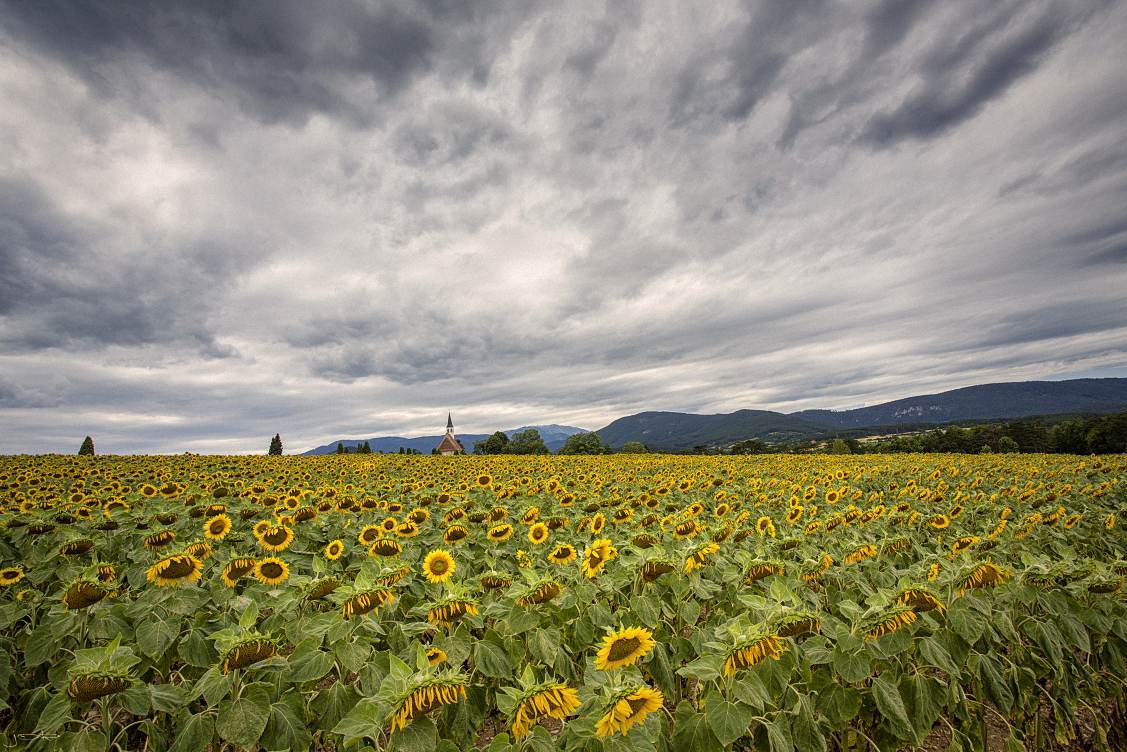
left=437, top=433, right=463, bottom=453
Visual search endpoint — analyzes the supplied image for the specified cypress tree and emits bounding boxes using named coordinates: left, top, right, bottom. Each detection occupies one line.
left=363, top=441, right=371, bottom=453
left=268, top=434, right=283, bottom=455
left=78, top=436, right=95, bottom=456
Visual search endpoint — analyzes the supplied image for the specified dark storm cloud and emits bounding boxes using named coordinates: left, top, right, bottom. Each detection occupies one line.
left=0, top=178, right=243, bottom=355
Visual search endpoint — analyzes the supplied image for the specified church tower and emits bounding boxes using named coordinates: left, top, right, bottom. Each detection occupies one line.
left=437, top=413, right=464, bottom=455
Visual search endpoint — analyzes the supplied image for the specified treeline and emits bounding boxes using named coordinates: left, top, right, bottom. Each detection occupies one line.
left=856, top=411, right=1127, bottom=455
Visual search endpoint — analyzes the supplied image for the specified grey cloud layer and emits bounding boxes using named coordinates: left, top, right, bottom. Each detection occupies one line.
left=1, top=0, right=1125, bottom=453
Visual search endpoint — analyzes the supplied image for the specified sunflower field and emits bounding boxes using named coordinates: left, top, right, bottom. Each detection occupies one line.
left=0, top=452, right=1125, bottom=752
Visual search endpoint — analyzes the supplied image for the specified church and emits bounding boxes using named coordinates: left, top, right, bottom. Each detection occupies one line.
left=436, top=414, right=464, bottom=455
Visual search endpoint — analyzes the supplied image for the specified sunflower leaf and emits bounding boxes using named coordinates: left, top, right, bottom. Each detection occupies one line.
left=871, top=674, right=913, bottom=741
left=239, top=600, right=260, bottom=629
left=474, top=638, right=512, bottom=679
left=672, top=701, right=723, bottom=752
left=217, top=684, right=270, bottom=749
left=704, top=696, right=754, bottom=747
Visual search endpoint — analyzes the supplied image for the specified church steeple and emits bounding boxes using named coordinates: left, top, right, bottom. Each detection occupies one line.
left=446, top=413, right=454, bottom=434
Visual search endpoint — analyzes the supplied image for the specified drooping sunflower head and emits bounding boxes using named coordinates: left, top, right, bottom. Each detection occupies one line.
left=594, top=685, right=664, bottom=738
left=517, top=580, right=562, bottom=607
left=426, top=648, right=447, bottom=665
left=61, top=579, right=114, bottom=610
left=510, top=684, right=581, bottom=739
left=60, top=539, right=95, bottom=556
left=341, top=587, right=395, bottom=620
left=479, top=572, right=514, bottom=591
left=358, top=525, right=383, bottom=546
left=146, top=554, right=203, bottom=587
left=306, top=577, right=343, bottom=602
left=143, top=530, right=176, bottom=550
left=221, top=557, right=258, bottom=587
left=724, top=632, right=787, bottom=676
left=185, top=541, right=213, bottom=560
left=746, top=559, right=786, bottom=582
left=257, top=526, right=294, bottom=553
left=220, top=635, right=277, bottom=673
left=67, top=672, right=134, bottom=703
left=673, top=520, right=698, bottom=539
left=957, top=561, right=1010, bottom=595
left=395, top=521, right=420, bottom=538
left=389, top=676, right=468, bottom=732
left=896, top=586, right=945, bottom=613
left=595, top=626, right=655, bottom=670
left=772, top=612, right=821, bottom=638
left=487, top=523, right=514, bottom=542
left=369, top=539, right=403, bottom=558
left=422, top=549, right=456, bottom=584
left=862, top=605, right=918, bottom=641
left=684, top=543, right=720, bottom=572
left=427, top=598, right=479, bottom=628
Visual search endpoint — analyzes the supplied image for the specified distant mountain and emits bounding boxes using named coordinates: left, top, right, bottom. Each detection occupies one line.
left=792, top=378, right=1127, bottom=428
left=595, top=410, right=836, bottom=451
left=301, top=425, right=588, bottom=455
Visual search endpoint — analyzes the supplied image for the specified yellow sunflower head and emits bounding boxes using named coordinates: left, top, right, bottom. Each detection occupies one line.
left=527, top=523, right=549, bottom=545
left=325, top=540, right=344, bottom=560
left=595, top=626, right=656, bottom=670
left=255, top=557, right=290, bottom=585
left=422, top=549, right=456, bottom=584
left=205, top=514, right=232, bottom=540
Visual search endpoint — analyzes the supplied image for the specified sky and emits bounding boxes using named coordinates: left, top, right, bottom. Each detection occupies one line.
left=1, top=0, right=1126, bottom=455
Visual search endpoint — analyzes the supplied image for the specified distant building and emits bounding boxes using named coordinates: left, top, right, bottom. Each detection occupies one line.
left=436, top=413, right=465, bottom=455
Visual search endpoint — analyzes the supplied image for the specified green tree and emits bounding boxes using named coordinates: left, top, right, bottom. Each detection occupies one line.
left=830, top=438, right=851, bottom=454
left=362, top=440, right=371, bottom=454
left=557, top=431, right=607, bottom=455
left=473, top=431, right=511, bottom=455
left=506, top=429, right=550, bottom=455
left=78, top=436, right=95, bottom=456
left=997, top=436, right=1019, bottom=453
left=337, top=442, right=345, bottom=454
left=621, top=441, right=648, bottom=453
left=268, top=434, right=283, bottom=455
left=730, top=439, right=770, bottom=454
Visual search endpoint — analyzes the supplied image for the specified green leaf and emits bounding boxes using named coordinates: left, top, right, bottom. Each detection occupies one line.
left=792, top=696, right=826, bottom=752
left=239, top=599, right=260, bottom=628
left=900, top=674, right=941, bottom=745
left=188, top=666, right=232, bottom=706
left=766, top=712, right=794, bottom=752
left=817, top=682, right=862, bottom=728
left=392, top=715, right=438, bottom=752
left=871, top=674, right=913, bottom=740
left=528, top=628, right=560, bottom=665
left=71, top=729, right=107, bottom=752
left=119, top=685, right=150, bottom=716
left=334, top=640, right=372, bottom=673
left=977, top=654, right=1013, bottom=714
left=32, top=692, right=71, bottom=735
left=506, top=606, right=540, bottom=635
left=289, top=649, right=334, bottom=683
left=832, top=649, right=870, bottom=683
left=179, top=631, right=215, bottom=668
left=672, top=701, right=723, bottom=752
left=262, top=700, right=313, bottom=752
left=24, top=624, right=58, bottom=667
left=680, top=600, right=702, bottom=626
left=311, top=681, right=361, bottom=732
left=150, top=684, right=186, bottom=713
left=169, top=713, right=215, bottom=752
left=946, top=603, right=986, bottom=646
left=1021, top=620, right=1063, bottom=665
left=331, top=699, right=383, bottom=746
left=630, top=595, right=661, bottom=625
left=705, top=698, right=755, bottom=747
left=678, top=654, right=724, bottom=681
left=474, top=639, right=512, bottom=679
left=917, top=637, right=961, bottom=677
left=734, top=676, right=772, bottom=712
left=217, top=684, right=271, bottom=749
left=136, top=617, right=177, bottom=660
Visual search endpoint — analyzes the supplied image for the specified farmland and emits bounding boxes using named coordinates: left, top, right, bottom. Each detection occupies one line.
left=1, top=452, right=1125, bottom=752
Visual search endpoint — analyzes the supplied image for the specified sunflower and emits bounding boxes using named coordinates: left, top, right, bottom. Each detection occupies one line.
left=1063, top=513, right=1081, bottom=529
left=389, top=677, right=467, bottom=732
left=480, top=573, right=514, bottom=591
left=517, top=580, right=562, bottom=607
left=146, top=554, right=203, bottom=587
left=423, top=549, right=456, bottom=584
left=684, top=543, right=720, bottom=573
left=221, top=557, right=258, bottom=587
left=581, top=539, right=617, bottom=578
left=595, top=626, right=655, bottom=670
left=862, top=605, right=917, bottom=640
left=928, top=562, right=940, bottom=581
left=724, top=633, right=786, bottom=676
left=257, top=526, right=294, bottom=553
left=60, top=539, right=94, bottom=556
left=96, top=565, right=115, bottom=583
left=527, top=523, right=549, bottom=545
left=370, top=539, right=403, bottom=558
left=631, top=534, right=659, bottom=549
left=358, top=525, right=383, bottom=545
left=306, top=577, right=343, bottom=601
left=62, top=579, right=113, bottom=610
left=341, top=587, right=395, bottom=620
left=957, top=561, right=1009, bottom=596
left=1107, top=514, right=1115, bottom=530
left=590, top=513, right=605, bottom=534
left=641, top=559, right=676, bottom=582
left=427, top=648, right=447, bottom=666
left=67, top=673, right=134, bottom=703
left=254, top=557, right=290, bottom=585
left=487, top=524, right=514, bottom=542
left=377, top=565, right=411, bottom=587
left=950, top=536, right=980, bottom=555
left=253, top=519, right=272, bottom=538
left=443, top=525, right=469, bottom=545
left=395, top=521, right=420, bottom=538
left=143, top=530, right=175, bottom=550
left=205, top=514, right=232, bottom=540
left=928, top=515, right=950, bottom=529
left=594, top=686, right=664, bottom=738
left=787, top=506, right=804, bottom=524
left=185, top=541, right=213, bottom=559
left=476, top=474, right=494, bottom=488
left=549, top=544, right=578, bottom=565
left=320, top=539, right=343, bottom=561
left=804, top=520, right=822, bottom=535
left=510, top=685, right=581, bottom=739
left=427, top=599, right=478, bottom=628
left=220, top=636, right=277, bottom=673
left=843, top=544, right=877, bottom=566
left=773, top=612, right=821, bottom=638
left=746, top=560, right=786, bottom=582
left=896, top=586, right=945, bottom=613
left=673, top=520, right=698, bottom=539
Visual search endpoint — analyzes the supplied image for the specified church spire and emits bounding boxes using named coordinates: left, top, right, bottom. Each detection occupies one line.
left=446, top=413, right=454, bottom=434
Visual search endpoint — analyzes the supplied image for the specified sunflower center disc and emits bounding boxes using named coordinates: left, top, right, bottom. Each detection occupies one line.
left=606, top=637, right=642, bottom=662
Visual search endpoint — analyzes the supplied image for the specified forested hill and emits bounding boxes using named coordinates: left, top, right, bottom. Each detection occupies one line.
left=792, top=378, right=1127, bottom=428
left=595, top=410, right=836, bottom=450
